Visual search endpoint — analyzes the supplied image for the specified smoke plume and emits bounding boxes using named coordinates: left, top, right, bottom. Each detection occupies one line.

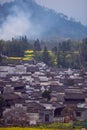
left=0, top=0, right=15, bottom=5
left=0, top=0, right=43, bottom=40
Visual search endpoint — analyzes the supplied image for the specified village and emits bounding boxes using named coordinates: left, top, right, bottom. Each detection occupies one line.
left=0, top=60, right=87, bottom=126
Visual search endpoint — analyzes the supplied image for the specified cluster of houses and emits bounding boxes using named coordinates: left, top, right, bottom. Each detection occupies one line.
left=0, top=60, right=87, bottom=126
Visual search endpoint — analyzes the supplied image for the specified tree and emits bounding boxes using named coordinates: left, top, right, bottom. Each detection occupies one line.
left=42, top=46, right=51, bottom=66
left=57, top=50, right=66, bottom=68
left=34, top=39, right=41, bottom=51
left=0, top=40, right=4, bottom=62
left=3, top=105, right=29, bottom=126
left=42, top=90, right=51, bottom=101
left=3, top=38, right=28, bottom=57
left=80, top=38, right=87, bottom=67
left=34, top=51, right=42, bottom=61
left=61, top=105, right=76, bottom=123
left=0, top=96, right=5, bottom=118
left=52, top=46, right=58, bottom=55
left=58, top=40, right=72, bottom=52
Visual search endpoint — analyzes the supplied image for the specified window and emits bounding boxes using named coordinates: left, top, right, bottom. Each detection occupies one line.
left=45, top=114, right=49, bottom=122
left=76, top=111, right=81, bottom=117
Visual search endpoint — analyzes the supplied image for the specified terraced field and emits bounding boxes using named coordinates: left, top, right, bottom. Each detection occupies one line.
left=7, top=50, right=57, bottom=61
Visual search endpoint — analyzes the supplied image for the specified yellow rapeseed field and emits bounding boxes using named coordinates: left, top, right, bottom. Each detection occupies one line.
left=0, top=127, right=80, bottom=130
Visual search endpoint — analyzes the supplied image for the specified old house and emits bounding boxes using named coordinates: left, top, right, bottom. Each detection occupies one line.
left=2, top=93, right=22, bottom=107
left=74, top=103, right=87, bottom=121
left=25, top=102, right=54, bottom=125
left=64, top=92, right=85, bottom=105
left=0, top=66, right=15, bottom=78
left=40, top=109, right=54, bottom=123
left=53, top=103, right=65, bottom=122
left=15, top=65, right=26, bottom=74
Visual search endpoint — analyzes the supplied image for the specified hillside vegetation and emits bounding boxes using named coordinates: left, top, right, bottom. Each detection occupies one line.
left=0, top=37, right=87, bottom=69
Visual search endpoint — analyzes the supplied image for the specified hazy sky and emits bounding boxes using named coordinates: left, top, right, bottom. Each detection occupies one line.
left=0, top=0, right=14, bottom=4
left=35, top=0, right=87, bottom=26
left=0, top=0, right=87, bottom=25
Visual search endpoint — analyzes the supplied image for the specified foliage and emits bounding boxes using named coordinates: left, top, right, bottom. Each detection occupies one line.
left=0, top=96, right=5, bottom=118
left=34, top=39, right=41, bottom=51
left=3, top=105, right=29, bottom=126
left=0, top=37, right=87, bottom=69
left=80, top=38, right=87, bottom=67
left=0, top=122, right=81, bottom=130
left=42, top=46, right=52, bottom=66
left=42, top=90, right=51, bottom=101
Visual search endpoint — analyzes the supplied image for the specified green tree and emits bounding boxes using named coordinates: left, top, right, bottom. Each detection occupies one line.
left=42, top=46, right=51, bottom=66
left=52, top=46, right=58, bottom=55
left=80, top=38, right=87, bottom=67
left=34, top=39, right=41, bottom=51
left=59, top=40, right=72, bottom=52
left=42, top=90, right=51, bottom=101
left=34, top=51, right=42, bottom=61
left=3, top=38, right=28, bottom=57
left=57, top=50, right=66, bottom=68
left=0, top=40, right=4, bottom=62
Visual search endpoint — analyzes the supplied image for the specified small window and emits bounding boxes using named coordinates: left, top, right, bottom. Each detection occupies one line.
left=76, top=111, right=81, bottom=117
left=45, top=114, right=49, bottom=122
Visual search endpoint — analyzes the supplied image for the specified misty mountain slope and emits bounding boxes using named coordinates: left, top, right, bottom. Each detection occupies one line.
left=0, top=0, right=87, bottom=40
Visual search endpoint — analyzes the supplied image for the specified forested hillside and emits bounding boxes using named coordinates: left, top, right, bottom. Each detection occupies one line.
left=0, top=37, right=87, bottom=69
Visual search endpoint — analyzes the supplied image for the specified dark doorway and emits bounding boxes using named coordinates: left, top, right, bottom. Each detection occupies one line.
left=54, top=108, right=64, bottom=117
left=45, top=114, right=49, bottom=122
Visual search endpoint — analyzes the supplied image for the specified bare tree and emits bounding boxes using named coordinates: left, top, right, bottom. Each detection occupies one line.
left=3, top=105, right=29, bottom=126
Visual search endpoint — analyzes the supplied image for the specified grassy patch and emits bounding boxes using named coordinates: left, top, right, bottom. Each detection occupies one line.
left=0, top=123, right=81, bottom=130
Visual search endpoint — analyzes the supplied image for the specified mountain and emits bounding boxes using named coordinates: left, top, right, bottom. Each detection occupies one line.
left=0, top=0, right=87, bottom=40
